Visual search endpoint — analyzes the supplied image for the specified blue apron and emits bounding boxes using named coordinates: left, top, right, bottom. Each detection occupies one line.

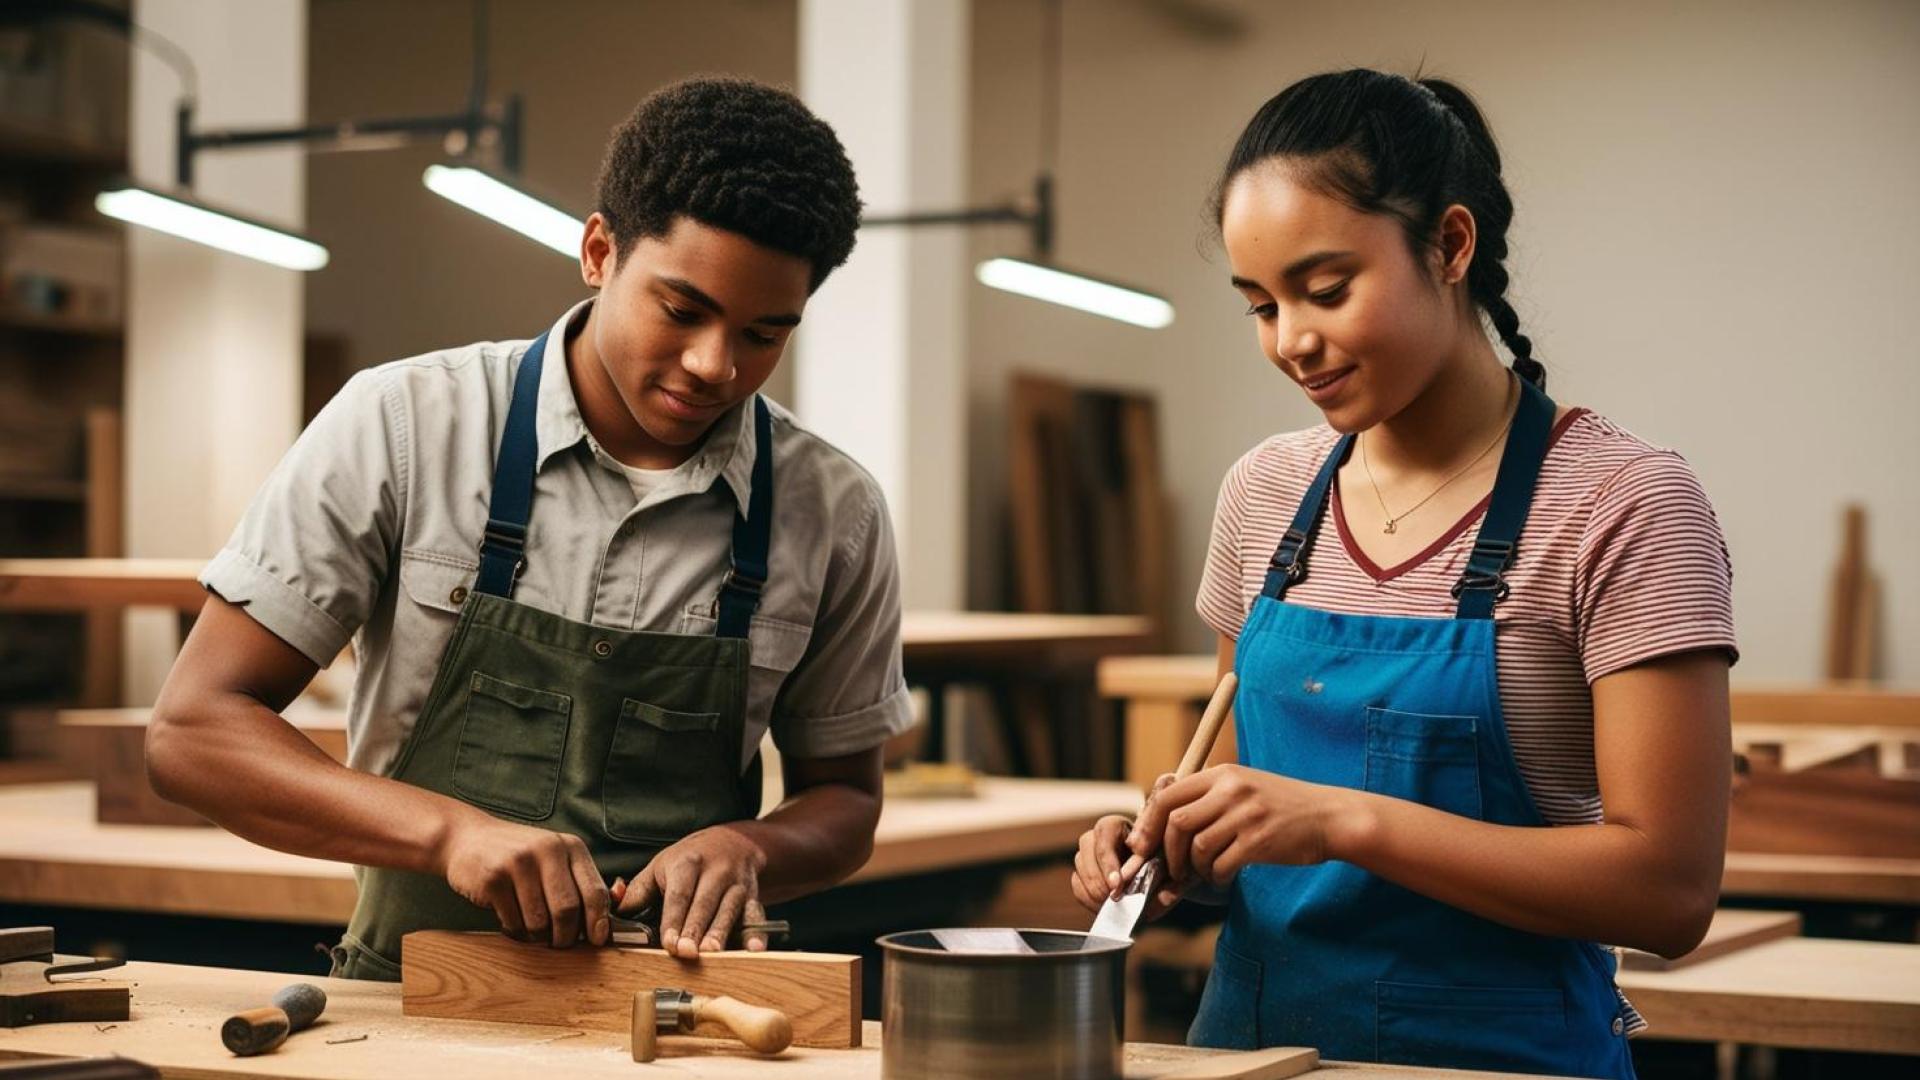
left=1188, top=378, right=1635, bottom=1079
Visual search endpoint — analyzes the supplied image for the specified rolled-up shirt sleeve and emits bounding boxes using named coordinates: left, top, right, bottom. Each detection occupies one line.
left=200, top=369, right=406, bottom=666
left=768, top=485, right=913, bottom=758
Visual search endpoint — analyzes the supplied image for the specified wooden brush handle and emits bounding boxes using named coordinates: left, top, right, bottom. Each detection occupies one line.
left=1173, top=671, right=1238, bottom=779
left=692, top=994, right=793, bottom=1055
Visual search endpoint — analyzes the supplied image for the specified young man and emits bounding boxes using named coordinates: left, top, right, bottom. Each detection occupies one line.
left=147, top=77, right=908, bottom=980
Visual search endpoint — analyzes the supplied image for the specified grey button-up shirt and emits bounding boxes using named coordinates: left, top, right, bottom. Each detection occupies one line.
left=202, top=299, right=912, bottom=776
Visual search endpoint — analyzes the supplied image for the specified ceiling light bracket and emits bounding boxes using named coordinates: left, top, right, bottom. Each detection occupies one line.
left=173, top=96, right=524, bottom=189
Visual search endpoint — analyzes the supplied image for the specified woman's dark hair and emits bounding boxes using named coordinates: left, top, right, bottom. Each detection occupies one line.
left=1212, top=69, right=1543, bottom=388
left=596, top=76, right=862, bottom=293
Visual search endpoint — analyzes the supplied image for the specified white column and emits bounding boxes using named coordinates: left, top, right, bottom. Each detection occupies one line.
left=124, top=0, right=307, bottom=701
left=796, top=0, right=969, bottom=612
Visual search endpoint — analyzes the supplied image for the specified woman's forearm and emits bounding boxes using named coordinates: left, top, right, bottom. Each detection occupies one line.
left=1327, top=787, right=1720, bottom=958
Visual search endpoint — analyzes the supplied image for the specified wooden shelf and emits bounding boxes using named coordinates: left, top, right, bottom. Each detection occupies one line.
left=0, top=117, right=127, bottom=172
left=0, top=307, right=123, bottom=339
left=0, top=475, right=88, bottom=503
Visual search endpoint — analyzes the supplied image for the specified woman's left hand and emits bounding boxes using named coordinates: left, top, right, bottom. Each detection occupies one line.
left=1122, top=765, right=1346, bottom=888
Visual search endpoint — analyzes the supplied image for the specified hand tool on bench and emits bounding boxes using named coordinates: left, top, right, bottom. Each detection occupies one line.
left=630, top=987, right=793, bottom=1062
left=607, top=912, right=791, bottom=949
left=1, top=927, right=131, bottom=1028
left=221, top=983, right=327, bottom=1056
left=1088, top=671, right=1237, bottom=944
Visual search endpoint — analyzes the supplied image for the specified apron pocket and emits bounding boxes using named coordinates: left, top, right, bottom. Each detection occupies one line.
left=1188, top=939, right=1264, bottom=1050
left=1375, top=980, right=1566, bottom=1072
left=451, top=671, right=573, bottom=821
left=1363, top=707, right=1483, bottom=819
left=603, top=699, right=734, bottom=844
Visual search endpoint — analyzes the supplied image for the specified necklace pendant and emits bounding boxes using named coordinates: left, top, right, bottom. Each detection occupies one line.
left=1383, top=519, right=1398, bottom=535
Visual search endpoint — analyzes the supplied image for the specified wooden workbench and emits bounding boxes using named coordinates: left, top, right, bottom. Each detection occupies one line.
left=1617, top=937, right=1920, bottom=1053
left=0, top=560, right=1153, bottom=667
left=0, top=960, right=1575, bottom=1079
left=0, top=777, right=1143, bottom=924
left=1098, top=654, right=1920, bottom=905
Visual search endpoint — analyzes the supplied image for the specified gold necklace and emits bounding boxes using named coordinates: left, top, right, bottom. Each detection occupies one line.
left=1361, top=373, right=1518, bottom=535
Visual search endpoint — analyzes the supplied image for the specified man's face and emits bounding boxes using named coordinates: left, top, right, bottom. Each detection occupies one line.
left=581, top=213, right=811, bottom=448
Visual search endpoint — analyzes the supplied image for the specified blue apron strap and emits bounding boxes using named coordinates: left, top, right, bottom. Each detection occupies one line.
left=474, top=329, right=549, bottom=598
left=714, top=395, right=774, bottom=640
left=1452, top=376, right=1557, bottom=619
left=1261, top=433, right=1353, bottom=600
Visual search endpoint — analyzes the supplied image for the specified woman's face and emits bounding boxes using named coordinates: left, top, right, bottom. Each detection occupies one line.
left=1220, top=163, right=1468, bottom=433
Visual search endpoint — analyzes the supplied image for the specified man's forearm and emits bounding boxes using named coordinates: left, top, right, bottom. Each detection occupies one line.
left=729, top=783, right=881, bottom=904
left=147, top=690, right=477, bottom=876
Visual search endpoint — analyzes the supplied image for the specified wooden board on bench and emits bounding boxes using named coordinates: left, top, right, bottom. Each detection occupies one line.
left=1620, top=909, right=1803, bottom=971
left=401, top=930, right=862, bottom=1049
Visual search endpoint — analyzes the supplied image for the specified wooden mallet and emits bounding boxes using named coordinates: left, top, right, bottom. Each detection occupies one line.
left=221, top=983, right=326, bottom=1056
left=630, top=987, right=792, bottom=1062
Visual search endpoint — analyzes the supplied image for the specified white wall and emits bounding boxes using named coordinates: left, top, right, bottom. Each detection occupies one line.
left=964, top=0, right=1920, bottom=683
left=125, top=0, right=307, bottom=700
left=798, top=0, right=970, bottom=610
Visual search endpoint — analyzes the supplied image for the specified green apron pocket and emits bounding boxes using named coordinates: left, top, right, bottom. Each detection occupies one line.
left=603, top=699, right=734, bottom=844
left=1363, top=706, right=1483, bottom=819
left=452, top=671, right=573, bottom=821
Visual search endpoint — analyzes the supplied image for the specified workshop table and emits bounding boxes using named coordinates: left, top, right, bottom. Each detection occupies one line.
left=1098, top=654, right=1920, bottom=906
left=1617, top=937, right=1920, bottom=1053
left=0, top=960, right=1580, bottom=1079
left=0, top=559, right=1156, bottom=777
left=0, top=777, right=1143, bottom=924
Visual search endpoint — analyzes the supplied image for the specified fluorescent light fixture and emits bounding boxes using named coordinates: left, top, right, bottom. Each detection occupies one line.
left=423, top=164, right=582, bottom=257
left=94, top=184, right=329, bottom=271
left=976, top=256, right=1174, bottom=329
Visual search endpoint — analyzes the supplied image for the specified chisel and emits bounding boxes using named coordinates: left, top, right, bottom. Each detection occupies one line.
left=1088, top=670, right=1237, bottom=943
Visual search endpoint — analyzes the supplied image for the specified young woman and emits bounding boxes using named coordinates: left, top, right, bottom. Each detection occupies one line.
left=1071, top=69, right=1736, bottom=1078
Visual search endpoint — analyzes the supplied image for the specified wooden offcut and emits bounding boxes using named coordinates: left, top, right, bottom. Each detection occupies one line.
left=401, top=931, right=860, bottom=1048
left=0, top=955, right=131, bottom=1028
left=1620, top=909, right=1802, bottom=971
left=1823, top=504, right=1879, bottom=682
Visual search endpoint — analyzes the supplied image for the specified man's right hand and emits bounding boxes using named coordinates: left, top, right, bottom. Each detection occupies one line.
left=437, top=812, right=612, bottom=947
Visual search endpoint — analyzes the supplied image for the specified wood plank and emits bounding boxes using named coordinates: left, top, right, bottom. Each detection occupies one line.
left=402, top=930, right=863, bottom=1049
left=1100, top=654, right=1215, bottom=700
left=1731, top=685, right=1920, bottom=729
left=0, top=959, right=131, bottom=1028
left=1728, top=766, right=1920, bottom=859
left=0, top=558, right=206, bottom=611
left=1618, top=937, right=1920, bottom=1053
left=1720, top=851, right=1920, bottom=904
left=1131, top=1045, right=1318, bottom=1079
left=0, top=959, right=1583, bottom=1079
left=1619, top=909, right=1802, bottom=971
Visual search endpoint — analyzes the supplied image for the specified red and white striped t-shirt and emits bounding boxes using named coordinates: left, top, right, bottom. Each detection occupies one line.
left=1197, top=408, right=1739, bottom=827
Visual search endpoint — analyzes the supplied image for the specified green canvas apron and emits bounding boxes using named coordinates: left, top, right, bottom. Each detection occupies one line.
left=329, top=328, right=772, bottom=980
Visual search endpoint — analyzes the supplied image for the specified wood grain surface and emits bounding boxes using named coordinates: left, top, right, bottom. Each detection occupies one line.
left=0, top=960, right=1573, bottom=1079
left=1619, top=909, right=1802, bottom=971
left=1617, top=937, right=1920, bottom=1053
left=402, top=931, right=863, bottom=1048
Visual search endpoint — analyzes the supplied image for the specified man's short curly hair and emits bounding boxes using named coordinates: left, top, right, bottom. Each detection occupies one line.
left=595, top=76, right=862, bottom=292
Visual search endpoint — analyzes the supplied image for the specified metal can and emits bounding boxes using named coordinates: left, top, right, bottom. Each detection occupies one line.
left=878, top=928, right=1130, bottom=1080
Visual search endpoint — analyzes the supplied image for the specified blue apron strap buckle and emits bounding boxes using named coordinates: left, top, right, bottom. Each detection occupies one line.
left=1451, top=538, right=1515, bottom=604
